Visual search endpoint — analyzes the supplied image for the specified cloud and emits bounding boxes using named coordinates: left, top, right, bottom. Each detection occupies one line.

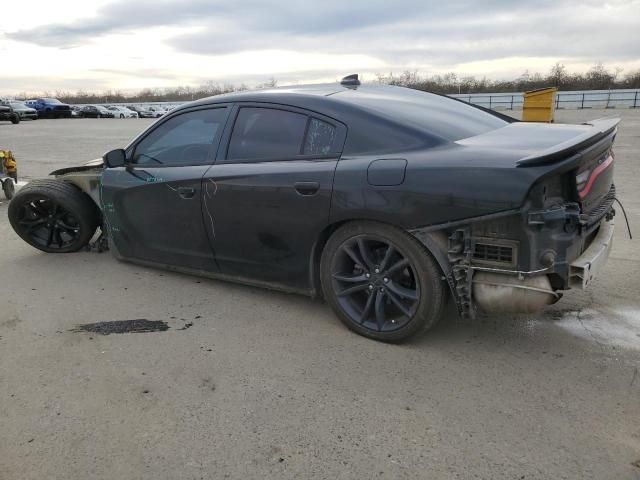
left=2, top=0, right=639, bottom=92
left=4, top=0, right=554, bottom=49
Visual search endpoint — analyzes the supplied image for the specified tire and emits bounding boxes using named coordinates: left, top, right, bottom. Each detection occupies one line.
left=120, top=114, right=124, bottom=119
left=2, top=178, right=15, bottom=199
left=8, top=179, right=99, bottom=253
left=320, top=221, right=446, bottom=343
left=11, top=114, right=20, bottom=124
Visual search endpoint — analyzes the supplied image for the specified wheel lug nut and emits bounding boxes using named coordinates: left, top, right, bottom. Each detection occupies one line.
left=365, top=273, right=370, bottom=278
left=383, top=277, right=389, bottom=283
left=368, top=284, right=373, bottom=290
left=374, top=268, right=380, bottom=274
left=379, top=287, right=384, bottom=292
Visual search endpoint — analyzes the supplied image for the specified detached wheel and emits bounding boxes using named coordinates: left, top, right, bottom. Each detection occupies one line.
left=8, top=179, right=99, bottom=253
left=2, top=178, right=15, bottom=199
left=321, top=221, right=446, bottom=343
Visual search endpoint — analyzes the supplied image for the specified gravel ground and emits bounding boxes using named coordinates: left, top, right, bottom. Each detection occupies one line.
left=0, top=109, right=639, bottom=480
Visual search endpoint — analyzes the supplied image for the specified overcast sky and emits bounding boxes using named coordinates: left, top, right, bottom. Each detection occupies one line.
left=1, top=0, right=639, bottom=94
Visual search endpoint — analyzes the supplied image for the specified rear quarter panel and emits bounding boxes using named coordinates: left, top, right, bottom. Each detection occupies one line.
left=330, top=148, right=539, bottom=229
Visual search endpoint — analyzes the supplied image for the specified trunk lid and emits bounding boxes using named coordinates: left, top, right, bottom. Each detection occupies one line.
left=457, top=118, right=619, bottom=214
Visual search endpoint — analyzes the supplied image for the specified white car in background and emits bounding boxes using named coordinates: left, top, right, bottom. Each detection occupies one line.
left=107, top=106, right=139, bottom=118
left=146, top=106, right=167, bottom=118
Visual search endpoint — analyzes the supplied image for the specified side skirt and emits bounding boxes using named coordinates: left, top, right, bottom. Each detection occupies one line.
left=112, top=250, right=314, bottom=297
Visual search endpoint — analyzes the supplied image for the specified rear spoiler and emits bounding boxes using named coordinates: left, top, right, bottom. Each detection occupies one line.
left=517, top=117, right=620, bottom=167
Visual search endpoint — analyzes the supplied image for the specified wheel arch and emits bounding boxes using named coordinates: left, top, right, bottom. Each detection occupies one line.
left=53, top=172, right=104, bottom=215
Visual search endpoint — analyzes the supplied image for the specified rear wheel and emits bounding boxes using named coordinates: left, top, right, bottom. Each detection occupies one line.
left=320, top=221, right=446, bottom=343
left=8, top=179, right=99, bottom=253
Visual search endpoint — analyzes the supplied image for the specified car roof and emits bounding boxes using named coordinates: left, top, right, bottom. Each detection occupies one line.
left=187, top=82, right=505, bottom=137
left=189, top=82, right=353, bottom=107
left=185, top=83, right=426, bottom=128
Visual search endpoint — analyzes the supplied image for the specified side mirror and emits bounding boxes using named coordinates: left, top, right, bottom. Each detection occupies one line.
left=103, top=148, right=126, bottom=168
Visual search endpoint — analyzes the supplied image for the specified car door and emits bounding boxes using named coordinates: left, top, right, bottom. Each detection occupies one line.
left=202, top=104, right=346, bottom=290
left=100, top=105, right=231, bottom=271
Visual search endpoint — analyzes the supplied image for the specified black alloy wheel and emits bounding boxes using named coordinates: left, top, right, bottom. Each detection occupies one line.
left=8, top=180, right=99, bottom=253
left=332, top=235, right=419, bottom=332
left=321, top=222, right=446, bottom=342
left=15, top=197, right=81, bottom=249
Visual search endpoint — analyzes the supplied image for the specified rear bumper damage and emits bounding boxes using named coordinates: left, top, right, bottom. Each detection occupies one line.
left=568, top=218, right=614, bottom=289
left=470, top=217, right=614, bottom=314
left=412, top=201, right=616, bottom=317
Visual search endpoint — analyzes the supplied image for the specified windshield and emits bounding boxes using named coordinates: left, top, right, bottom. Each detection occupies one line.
left=42, top=98, right=62, bottom=104
left=10, top=102, right=26, bottom=108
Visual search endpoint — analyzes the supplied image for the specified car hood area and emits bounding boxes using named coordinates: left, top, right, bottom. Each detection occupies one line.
left=50, top=157, right=104, bottom=176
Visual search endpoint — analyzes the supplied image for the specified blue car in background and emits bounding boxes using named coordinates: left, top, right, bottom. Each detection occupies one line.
left=25, top=98, right=72, bottom=118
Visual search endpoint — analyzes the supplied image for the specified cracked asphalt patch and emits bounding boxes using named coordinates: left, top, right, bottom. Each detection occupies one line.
left=71, top=319, right=170, bottom=335
left=1, top=113, right=640, bottom=480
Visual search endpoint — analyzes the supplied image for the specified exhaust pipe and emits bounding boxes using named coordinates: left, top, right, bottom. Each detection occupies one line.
left=472, top=272, right=559, bottom=314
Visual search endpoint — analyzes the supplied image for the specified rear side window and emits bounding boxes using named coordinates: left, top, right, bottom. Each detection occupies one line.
left=132, top=108, right=227, bottom=165
left=227, top=107, right=308, bottom=161
left=304, top=118, right=336, bottom=155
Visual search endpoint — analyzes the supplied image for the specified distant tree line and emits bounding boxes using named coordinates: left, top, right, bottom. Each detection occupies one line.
left=11, top=64, right=640, bottom=104
left=377, top=63, right=640, bottom=94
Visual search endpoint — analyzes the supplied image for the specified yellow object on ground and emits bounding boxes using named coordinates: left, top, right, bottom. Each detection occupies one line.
left=0, top=150, right=18, bottom=180
left=522, top=87, right=557, bottom=123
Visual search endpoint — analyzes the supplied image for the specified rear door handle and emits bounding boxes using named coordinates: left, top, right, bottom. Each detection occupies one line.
left=178, top=186, right=196, bottom=199
left=294, top=181, right=320, bottom=196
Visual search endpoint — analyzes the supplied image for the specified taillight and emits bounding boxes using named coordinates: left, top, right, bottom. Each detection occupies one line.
left=576, top=149, right=614, bottom=200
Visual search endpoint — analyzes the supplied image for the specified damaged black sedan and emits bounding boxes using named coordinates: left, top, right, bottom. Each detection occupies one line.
left=8, top=76, right=618, bottom=342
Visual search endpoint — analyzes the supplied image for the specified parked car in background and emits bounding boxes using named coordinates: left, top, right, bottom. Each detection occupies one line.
left=5, top=101, right=38, bottom=120
left=70, top=105, right=83, bottom=118
left=0, top=104, right=20, bottom=124
left=146, top=106, right=167, bottom=118
left=127, top=106, right=155, bottom=118
left=24, top=98, right=72, bottom=118
left=107, top=106, right=138, bottom=118
left=79, top=105, right=115, bottom=118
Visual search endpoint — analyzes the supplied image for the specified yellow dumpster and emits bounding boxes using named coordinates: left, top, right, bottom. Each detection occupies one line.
left=522, top=87, right=557, bottom=122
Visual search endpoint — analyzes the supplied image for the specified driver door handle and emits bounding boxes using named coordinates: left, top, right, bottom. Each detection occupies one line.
left=294, top=181, right=320, bottom=196
left=178, top=186, right=196, bottom=199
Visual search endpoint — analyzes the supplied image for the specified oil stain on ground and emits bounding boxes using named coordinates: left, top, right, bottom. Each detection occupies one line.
left=71, top=319, right=169, bottom=335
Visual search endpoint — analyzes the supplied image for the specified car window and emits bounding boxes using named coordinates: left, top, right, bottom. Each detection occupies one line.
left=303, top=118, right=336, bottom=155
left=337, top=87, right=507, bottom=142
left=226, top=107, right=308, bottom=161
left=132, top=108, right=227, bottom=166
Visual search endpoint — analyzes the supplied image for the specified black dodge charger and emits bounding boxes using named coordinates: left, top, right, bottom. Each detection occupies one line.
left=8, top=75, right=618, bottom=342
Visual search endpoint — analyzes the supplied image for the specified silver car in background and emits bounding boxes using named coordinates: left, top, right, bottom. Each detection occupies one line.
left=107, top=106, right=139, bottom=118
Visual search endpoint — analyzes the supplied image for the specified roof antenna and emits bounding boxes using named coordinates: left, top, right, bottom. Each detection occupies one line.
left=340, top=74, right=360, bottom=87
